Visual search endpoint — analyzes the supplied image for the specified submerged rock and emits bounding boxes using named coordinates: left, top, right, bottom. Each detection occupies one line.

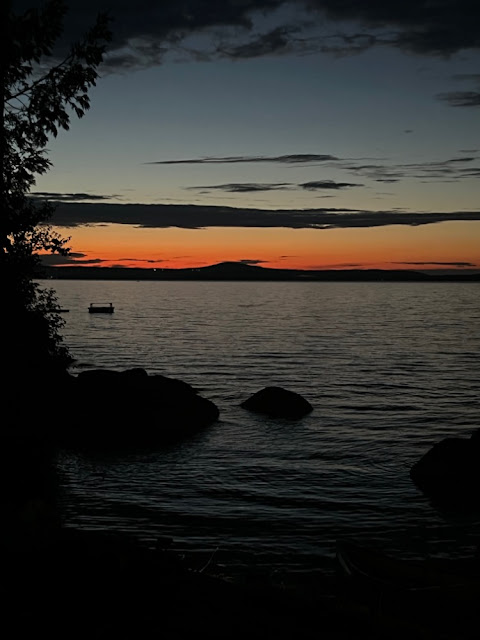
left=410, top=428, right=480, bottom=508
left=241, top=386, right=313, bottom=420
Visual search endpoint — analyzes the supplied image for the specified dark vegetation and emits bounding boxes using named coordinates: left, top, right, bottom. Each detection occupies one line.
left=2, top=0, right=110, bottom=379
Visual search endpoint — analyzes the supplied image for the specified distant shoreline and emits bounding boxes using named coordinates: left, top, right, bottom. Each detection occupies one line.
left=37, top=262, right=480, bottom=282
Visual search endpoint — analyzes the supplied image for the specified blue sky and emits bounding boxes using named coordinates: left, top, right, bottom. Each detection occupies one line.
left=12, top=1, right=480, bottom=269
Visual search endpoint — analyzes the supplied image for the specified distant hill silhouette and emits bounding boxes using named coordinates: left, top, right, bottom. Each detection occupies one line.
left=37, top=262, right=480, bottom=282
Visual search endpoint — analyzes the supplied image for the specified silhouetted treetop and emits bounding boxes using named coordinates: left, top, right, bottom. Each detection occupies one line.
left=1, top=0, right=111, bottom=376
left=3, top=0, right=111, bottom=199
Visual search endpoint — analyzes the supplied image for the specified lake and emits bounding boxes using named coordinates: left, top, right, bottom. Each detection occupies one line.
left=46, top=279, right=480, bottom=586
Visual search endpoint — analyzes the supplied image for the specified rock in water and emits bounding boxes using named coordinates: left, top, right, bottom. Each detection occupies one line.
left=410, top=428, right=480, bottom=509
left=241, top=386, right=313, bottom=419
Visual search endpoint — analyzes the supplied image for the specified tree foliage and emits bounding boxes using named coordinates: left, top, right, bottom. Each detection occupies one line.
left=1, top=0, right=111, bottom=376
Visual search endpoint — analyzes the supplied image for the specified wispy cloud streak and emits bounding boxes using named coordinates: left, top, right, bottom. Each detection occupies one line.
left=146, top=154, right=338, bottom=165
left=437, top=74, right=480, bottom=108
left=185, top=180, right=360, bottom=192
left=147, top=153, right=480, bottom=184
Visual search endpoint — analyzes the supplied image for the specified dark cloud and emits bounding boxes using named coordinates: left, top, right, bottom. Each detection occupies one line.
left=69, top=258, right=107, bottom=265
left=300, top=180, right=360, bottom=190
left=437, top=91, right=480, bottom=107
left=238, top=259, right=269, bottom=265
left=40, top=252, right=87, bottom=265
left=340, top=156, right=480, bottom=182
left=39, top=253, right=107, bottom=265
left=216, top=25, right=301, bottom=59
left=186, top=182, right=292, bottom=193
left=32, top=191, right=117, bottom=201
left=123, top=257, right=162, bottom=263
left=307, top=1, right=480, bottom=56
left=47, top=201, right=480, bottom=231
left=40, top=252, right=163, bottom=267
left=437, top=74, right=480, bottom=107
left=147, top=154, right=337, bottom=165
left=185, top=179, right=359, bottom=192
left=457, top=167, right=480, bottom=178
left=12, top=1, right=480, bottom=72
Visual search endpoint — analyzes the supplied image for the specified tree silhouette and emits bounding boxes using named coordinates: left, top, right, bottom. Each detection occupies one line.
left=1, top=0, right=111, bottom=378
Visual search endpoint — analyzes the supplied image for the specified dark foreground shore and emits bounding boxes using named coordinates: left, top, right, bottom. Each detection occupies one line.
left=4, top=528, right=343, bottom=640
left=4, top=526, right=479, bottom=640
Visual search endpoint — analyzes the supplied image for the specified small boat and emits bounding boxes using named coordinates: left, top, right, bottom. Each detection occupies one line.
left=88, top=302, right=114, bottom=313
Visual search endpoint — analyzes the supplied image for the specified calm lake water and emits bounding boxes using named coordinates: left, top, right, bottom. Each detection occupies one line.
left=46, top=279, right=480, bottom=585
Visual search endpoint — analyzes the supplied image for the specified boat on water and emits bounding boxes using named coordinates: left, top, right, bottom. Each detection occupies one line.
left=336, top=540, right=480, bottom=637
left=88, top=302, right=114, bottom=313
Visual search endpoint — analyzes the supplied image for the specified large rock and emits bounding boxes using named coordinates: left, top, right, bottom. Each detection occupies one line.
left=50, top=368, right=219, bottom=450
left=241, top=386, right=313, bottom=419
left=410, top=428, right=480, bottom=508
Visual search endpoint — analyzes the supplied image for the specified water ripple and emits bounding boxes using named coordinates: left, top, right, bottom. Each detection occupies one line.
left=50, top=280, right=480, bottom=582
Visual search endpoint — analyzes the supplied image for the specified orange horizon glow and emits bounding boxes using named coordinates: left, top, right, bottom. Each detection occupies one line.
left=46, top=221, right=480, bottom=271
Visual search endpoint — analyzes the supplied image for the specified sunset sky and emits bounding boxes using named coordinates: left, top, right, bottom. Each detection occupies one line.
left=20, top=0, right=480, bottom=271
